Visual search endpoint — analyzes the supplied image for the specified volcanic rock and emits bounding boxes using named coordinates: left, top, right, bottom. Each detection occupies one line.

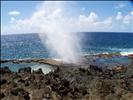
left=0, top=92, right=5, bottom=99
left=10, top=88, right=25, bottom=96
left=0, top=67, right=11, bottom=74
left=90, top=65, right=103, bottom=72
left=1, top=59, right=133, bottom=100
left=0, top=78, right=7, bottom=85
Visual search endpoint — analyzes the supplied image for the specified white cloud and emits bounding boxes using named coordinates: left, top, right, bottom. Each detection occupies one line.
left=115, top=12, right=132, bottom=25
left=78, top=12, right=112, bottom=32
left=116, top=12, right=123, bottom=20
left=2, top=1, right=132, bottom=34
left=78, top=11, right=99, bottom=26
left=8, top=11, right=20, bottom=16
left=115, top=3, right=126, bottom=9
left=131, top=11, right=133, bottom=15
left=88, top=12, right=99, bottom=22
left=123, top=13, right=132, bottom=25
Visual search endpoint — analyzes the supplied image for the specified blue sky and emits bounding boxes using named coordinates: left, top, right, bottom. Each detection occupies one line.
left=1, top=1, right=133, bottom=34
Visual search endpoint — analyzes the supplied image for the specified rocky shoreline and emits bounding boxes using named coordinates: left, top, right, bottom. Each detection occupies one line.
left=0, top=54, right=133, bottom=100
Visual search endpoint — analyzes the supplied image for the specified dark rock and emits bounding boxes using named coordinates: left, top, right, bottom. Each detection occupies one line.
left=11, top=88, right=25, bottom=96
left=59, top=87, right=69, bottom=96
left=13, top=82, right=18, bottom=88
left=79, top=68, right=86, bottom=73
left=59, top=86, right=65, bottom=91
left=18, top=78, right=30, bottom=86
left=79, top=68, right=91, bottom=75
left=74, top=87, right=79, bottom=93
left=23, top=92, right=30, bottom=100
left=61, top=79, right=69, bottom=87
left=125, top=79, right=133, bottom=92
left=82, top=89, right=87, bottom=95
left=0, top=92, right=5, bottom=99
left=1, top=56, right=133, bottom=99
left=90, top=65, right=103, bottom=72
left=17, top=79, right=25, bottom=83
left=10, top=88, right=30, bottom=99
left=54, top=67, right=60, bottom=72
left=53, top=73, right=59, bottom=79
left=97, top=53, right=121, bottom=58
left=0, top=67, right=11, bottom=74
left=24, top=81, right=30, bottom=86
left=18, top=67, right=31, bottom=73
left=0, top=78, right=7, bottom=85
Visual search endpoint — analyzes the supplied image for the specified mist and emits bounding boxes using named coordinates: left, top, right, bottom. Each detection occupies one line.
left=39, top=27, right=81, bottom=63
left=33, top=1, right=82, bottom=63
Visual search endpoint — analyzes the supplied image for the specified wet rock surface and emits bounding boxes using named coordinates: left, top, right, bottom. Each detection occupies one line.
left=0, top=56, right=133, bottom=100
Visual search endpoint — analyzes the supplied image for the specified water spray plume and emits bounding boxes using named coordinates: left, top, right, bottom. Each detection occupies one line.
left=33, top=1, right=81, bottom=63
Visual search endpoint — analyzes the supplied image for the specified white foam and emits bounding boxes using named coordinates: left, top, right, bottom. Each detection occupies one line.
left=83, top=52, right=109, bottom=56
left=32, top=64, right=54, bottom=74
left=118, top=48, right=133, bottom=56
left=120, top=51, right=133, bottom=56
left=53, top=58, right=63, bottom=61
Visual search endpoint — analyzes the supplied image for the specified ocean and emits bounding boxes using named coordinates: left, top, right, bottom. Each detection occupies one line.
left=1, top=32, right=133, bottom=60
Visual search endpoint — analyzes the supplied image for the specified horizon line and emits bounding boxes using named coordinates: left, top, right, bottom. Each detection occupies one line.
left=1, top=31, right=133, bottom=36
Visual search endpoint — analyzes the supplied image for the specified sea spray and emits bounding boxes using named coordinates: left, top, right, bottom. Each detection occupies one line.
left=33, top=1, right=82, bottom=63
left=38, top=23, right=81, bottom=63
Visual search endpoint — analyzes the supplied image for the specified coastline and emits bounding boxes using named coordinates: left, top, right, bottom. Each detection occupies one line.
left=1, top=53, right=133, bottom=100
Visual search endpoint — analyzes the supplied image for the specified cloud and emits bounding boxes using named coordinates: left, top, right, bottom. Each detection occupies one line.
left=116, top=12, right=123, bottom=20
left=123, top=13, right=132, bottom=25
left=1, top=1, right=132, bottom=34
left=78, top=12, right=112, bottom=31
left=115, top=3, right=126, bottom=9
left=115, top=12, right=132, bottom=25
left=8, top=11, right=20, bottom=16
left=131, top=11, right=133, bottom=15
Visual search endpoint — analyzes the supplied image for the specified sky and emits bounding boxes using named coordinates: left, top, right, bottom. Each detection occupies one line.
left=1, top=1, right=133, bottom=34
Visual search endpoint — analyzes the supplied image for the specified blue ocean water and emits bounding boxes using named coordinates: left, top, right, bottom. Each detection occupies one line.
left=1, top=34, right=49, bottom=60
left=81, top=32, right=133, bottom=54
left=1, top=32, right=133, bottom=60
